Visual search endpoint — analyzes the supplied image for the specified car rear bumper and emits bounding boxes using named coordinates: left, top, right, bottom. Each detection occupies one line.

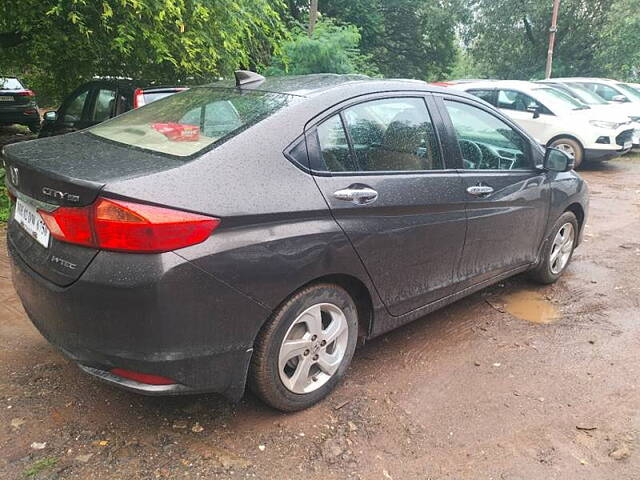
left=8, top=237, right=270, bottom=401
left=0, top=105, right=40, bottom=124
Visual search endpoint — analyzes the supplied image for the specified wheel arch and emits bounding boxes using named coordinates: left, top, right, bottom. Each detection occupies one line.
left=546, top=134, right=585, bottom=151
left=564, top=202, right=585, bottom=232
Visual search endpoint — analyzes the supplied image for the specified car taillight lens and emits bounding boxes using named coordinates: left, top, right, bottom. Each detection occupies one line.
left=39, top=197, right=220, bottom=253
left=133, top=88, right=145, bottom=108
left=16, top=90, right=35, bottom=97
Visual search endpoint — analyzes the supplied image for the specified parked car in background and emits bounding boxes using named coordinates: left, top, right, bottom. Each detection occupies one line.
left=536, top=80, right=640, bottom=147
left=4, top=72, right=587, bottom=411
left=39, top=78, right=186, bottom=138
left=451, top=80, right=634, bottom=168
left=0, top=77, right=41, bottom=133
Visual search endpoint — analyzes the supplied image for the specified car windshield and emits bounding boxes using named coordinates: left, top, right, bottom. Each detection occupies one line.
left=0, top=77, right=24, bottom=90
left=616, top=83, right=640, bottom=102
left=533, top=87, right=589, bottom=111
left=564, top=84, right=609, bottom=105
left=91, top=87, right=295, bottom=157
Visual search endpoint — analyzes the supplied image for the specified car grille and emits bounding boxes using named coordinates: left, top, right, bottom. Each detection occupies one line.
left=616, top=130, right=633, bottom=147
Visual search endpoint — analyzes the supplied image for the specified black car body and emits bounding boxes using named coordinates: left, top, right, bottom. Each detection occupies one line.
left=3, top=73, right=588, bottom=409
left=39, top=78, right=186, bottom=138
left=0, top=77, right=41, bottom=133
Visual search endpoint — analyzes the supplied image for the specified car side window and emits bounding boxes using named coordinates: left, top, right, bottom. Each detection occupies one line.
left=341, top=97, right=442, bottom=171
left=581, top=83, right=623, bottom=102
left=497, top=89, right=551, bottom=115
left=468, top=89, right=496, bottom=106
left=91, top=88, right=117, bottom=122
left=316, top=114, right=356, bottom=172
left=62, top=88, right=90, bottom=123
left=444, top=100, right=531, bottom=170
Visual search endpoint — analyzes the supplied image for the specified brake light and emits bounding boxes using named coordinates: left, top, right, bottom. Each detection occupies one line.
left=16, top=90, right=35, bottom=97
left=38, top=197, right=220, bottom=253
left=133, top=88, right=145, bottom=108
left=152, top=122, right=200, bottom=141
left=110, top=368, right=176, bottom=385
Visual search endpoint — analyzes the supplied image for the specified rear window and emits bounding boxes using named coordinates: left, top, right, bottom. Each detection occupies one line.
left=143, top=90, right=184, bottom=105
left=0, top=78, right=23, bottom=90
left=90, top=87, right=294, bottom=157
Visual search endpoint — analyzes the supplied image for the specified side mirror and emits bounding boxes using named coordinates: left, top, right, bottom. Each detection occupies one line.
left=43, top=111, right=57, bottom=122
left=544, top=147, right=574, bottom=172
left=611, top=94, right=628, bottom=103
left=527, top=105, right=541, bottom=119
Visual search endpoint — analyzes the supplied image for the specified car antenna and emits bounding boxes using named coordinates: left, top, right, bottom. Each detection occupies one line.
left=235, top=70, right=265, bottom=87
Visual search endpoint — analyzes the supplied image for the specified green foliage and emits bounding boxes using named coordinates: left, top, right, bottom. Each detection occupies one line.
left=0, top=0, right=287, bottom=104
left=462, top=0, right=639, bottom=81
left=597, top=0, right=640, bottom=81
left=23, top=457, right=58, bottom=478
left=265, top=18, right=378, bottom=76
left=0, top=168, right=8, bottom=223
left=319, top=0, right=466, bottom=81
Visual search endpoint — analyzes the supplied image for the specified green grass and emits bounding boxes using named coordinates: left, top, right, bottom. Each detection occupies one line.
left=0, top=168, right=9, bottom=222
left=23, top=457, right=58, bottom=478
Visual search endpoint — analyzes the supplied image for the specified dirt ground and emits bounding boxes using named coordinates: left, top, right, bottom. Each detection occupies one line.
left=1, top=154, right=639, bottom=480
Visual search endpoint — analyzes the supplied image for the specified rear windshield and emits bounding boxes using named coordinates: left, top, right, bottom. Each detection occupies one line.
left=0, top=78, right=23, bottom=90
left=90, top=87, right=294, bottom=157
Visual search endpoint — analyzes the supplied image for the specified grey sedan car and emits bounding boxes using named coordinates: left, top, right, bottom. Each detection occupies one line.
left=3, top=72, right=588, bottom=411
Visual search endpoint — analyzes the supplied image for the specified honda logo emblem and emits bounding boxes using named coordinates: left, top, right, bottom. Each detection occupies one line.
left=9, top=166, right=19, bottom=186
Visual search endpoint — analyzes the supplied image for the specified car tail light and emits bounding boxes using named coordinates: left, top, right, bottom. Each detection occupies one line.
left=152, top=122, right=200, bottom=141
left=38, top=197, right=220, bottom=253
left=110, top=368, right=176, bottom=385
left=133, top=88, right=145, bottom=108
left=15, top=90, right=35, bottom=97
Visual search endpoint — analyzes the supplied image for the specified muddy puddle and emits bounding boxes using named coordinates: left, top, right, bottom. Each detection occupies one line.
left=501, top=290, right=560, bottom=324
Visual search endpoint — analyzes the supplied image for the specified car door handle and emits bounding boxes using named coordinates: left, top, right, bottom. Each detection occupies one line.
left=333, top=186, right=379, bottom=205
left=466, top=185, right=494, bottom=196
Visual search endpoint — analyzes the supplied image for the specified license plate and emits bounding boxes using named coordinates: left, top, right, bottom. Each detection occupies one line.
left=14, top=198, right=50, bottom=248
left=624, top=141, right=632, bottom=149
left=0, top=96, right=14, bottom=102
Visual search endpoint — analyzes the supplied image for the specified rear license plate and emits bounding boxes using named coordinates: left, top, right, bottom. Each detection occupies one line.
left=14, top=198, right=50, bottom=248
left=0, top=96, right=14, bottom=102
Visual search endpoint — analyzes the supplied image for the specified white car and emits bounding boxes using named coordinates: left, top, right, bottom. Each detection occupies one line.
left=450, top=80, right=635, bottom=168
left=536, top=80, right=640, bottom=147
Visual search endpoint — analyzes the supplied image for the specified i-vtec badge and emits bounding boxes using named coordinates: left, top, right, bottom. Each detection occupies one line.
left=9, top=166, right=19, bottom=186
left=50, top=255, right=77, bottom=270
left=42, top=187, right=80, bottom=203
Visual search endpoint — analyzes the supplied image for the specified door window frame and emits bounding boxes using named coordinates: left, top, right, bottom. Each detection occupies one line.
left=432, top=93, right=541, bottom=172
left=298, top=92, right=454, bottom=177
left=86, top=84, right=119, bottom=124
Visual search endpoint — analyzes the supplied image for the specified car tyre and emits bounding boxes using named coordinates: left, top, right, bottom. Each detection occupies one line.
left=249, top=283, right=358, bottom=412
left=549, top=137, right=583, bottom=169
left=529, top=211, right=578, bottom=284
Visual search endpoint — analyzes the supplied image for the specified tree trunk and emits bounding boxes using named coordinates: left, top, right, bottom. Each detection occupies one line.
left=308, top=0, right=319, bottom=36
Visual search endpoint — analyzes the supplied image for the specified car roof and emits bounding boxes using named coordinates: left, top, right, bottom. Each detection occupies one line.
left=550, top=77, right=620, bottom=84
left=199, top=74, right=446, bottom=98
left=451, top=79, right=543, bottom=91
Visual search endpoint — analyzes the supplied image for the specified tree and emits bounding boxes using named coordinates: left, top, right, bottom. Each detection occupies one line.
left=265, top=18, right=378, bottom=76
left=597, top=0, right=640, bottom=81
left=462, top=0, right=612, bottom=80
left=0, top=0, right=287, bottom=103
left=288, top=0, right=465, bottom=81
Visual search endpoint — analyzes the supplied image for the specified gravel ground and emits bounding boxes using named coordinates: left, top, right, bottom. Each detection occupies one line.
left=1, top=146, right=639, bottom=479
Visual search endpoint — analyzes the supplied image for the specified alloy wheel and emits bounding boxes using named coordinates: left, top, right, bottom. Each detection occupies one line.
left=278, top=303, right=349, bottom=394
left=549, top=222, right=575, bottom=274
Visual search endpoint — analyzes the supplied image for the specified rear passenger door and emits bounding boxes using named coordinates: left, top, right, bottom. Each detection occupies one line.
left=436, top=96, right=550, bottom=287
left=305, top=94, right=468, bottom=316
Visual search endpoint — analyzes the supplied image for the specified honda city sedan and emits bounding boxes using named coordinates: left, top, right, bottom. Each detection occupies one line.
left=3, top=72, right=588, bottom=411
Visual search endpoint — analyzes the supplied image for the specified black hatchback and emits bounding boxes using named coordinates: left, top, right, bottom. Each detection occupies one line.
left=3, top=72, right=588, bottom=411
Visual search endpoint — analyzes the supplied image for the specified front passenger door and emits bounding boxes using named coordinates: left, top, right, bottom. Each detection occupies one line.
left=50, top=85, right=93, bottom=136
left=438, top=97, right=550, bottom=287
